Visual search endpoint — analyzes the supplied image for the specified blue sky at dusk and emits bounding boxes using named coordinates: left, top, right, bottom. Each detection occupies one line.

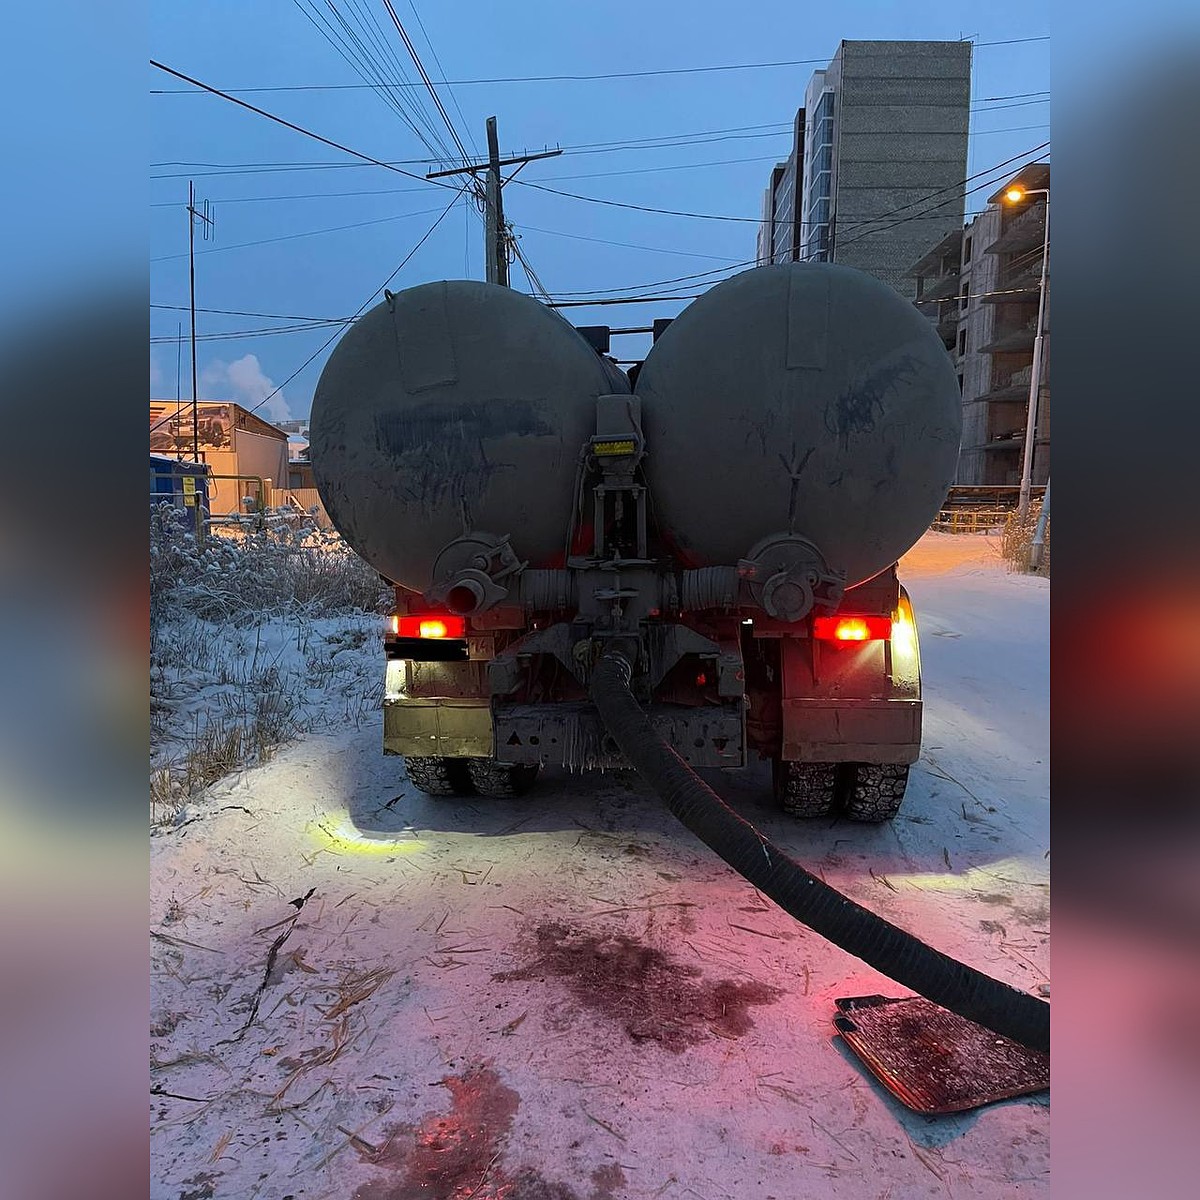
left=150, top=2, right=1050, bottom=420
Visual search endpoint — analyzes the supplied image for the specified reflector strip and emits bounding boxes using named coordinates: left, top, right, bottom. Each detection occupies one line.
left=593, top=439, right=637, bottom=456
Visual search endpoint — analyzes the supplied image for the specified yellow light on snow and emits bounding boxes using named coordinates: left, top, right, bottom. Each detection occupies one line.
left=310, top=817, right=425, bottom=857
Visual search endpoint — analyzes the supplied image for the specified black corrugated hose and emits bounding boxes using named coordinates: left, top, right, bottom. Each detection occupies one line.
left=590, top=639, right=1050, bottom=1053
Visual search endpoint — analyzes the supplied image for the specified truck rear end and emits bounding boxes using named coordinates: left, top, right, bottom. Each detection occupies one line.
left=311, top=265, right=959, bottom=823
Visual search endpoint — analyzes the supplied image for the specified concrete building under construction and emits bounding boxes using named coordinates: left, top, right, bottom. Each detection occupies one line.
left=754, top=40, right=971, bottom=300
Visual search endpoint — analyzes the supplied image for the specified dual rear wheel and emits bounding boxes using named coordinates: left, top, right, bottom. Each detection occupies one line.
left=403, top=756, right=540, bottom=799
left=407, top=754, right=907, bottom=820
left=772, top=760, right=910, bottom=823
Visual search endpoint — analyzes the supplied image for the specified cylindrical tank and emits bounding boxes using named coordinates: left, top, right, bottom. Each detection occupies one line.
left=637, top=263, right=962, bottom=587
left=310, top=280, right=628, bottom=590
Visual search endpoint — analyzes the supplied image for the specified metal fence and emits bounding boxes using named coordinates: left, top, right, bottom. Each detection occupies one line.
left=931, top=508, right=1012, bottom=534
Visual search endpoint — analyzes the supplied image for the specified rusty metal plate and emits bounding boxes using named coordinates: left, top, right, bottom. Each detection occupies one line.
left=833, top=994, right=1050, bottom=1114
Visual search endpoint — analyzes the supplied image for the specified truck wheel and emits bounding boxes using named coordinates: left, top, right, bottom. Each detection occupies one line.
left=466, top=760, right=541, bottom=798
left=842, top=764, right=910, bottom=822
left=404, top=756, right=474, bottom=797
left=773, top=760, right=840, bottom=818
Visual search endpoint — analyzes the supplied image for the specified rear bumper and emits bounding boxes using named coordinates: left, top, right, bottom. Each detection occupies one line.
left=383, top=695, right=744, bottom=769
left=494, top=701, right=744, bottom=770
left=383, top=697, right=492, bottom=758
left=781, top=697, right=921, bottom=764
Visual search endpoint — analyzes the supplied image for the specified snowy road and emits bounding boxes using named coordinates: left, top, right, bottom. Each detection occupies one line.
left=151, top=531, right=1049, bottom=1199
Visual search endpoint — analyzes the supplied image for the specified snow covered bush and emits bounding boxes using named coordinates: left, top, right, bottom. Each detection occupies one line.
left=150, top=505, right=388, bottom=819
left=150, top=503, right=389, bottom=624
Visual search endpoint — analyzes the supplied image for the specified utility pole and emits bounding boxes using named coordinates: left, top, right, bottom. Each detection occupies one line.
left=427, top=118, right=562, bottom=288
left=175, top=322, right=183, bottom=461
left=187, top=181, right=214, bottom=462
left=485, top=117, right=505, bottom=286
left=1006, top=186, right=1049, bottom=524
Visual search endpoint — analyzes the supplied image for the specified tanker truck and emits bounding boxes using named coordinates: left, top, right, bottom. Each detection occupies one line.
left=310, top=262, right=961, bottom=822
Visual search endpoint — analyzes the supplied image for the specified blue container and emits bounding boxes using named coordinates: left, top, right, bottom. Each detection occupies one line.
left=150, top=455, right=209, bottom=514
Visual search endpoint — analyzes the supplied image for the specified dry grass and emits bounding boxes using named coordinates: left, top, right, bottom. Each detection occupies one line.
left=150, top=505, right=386, bottom=821
left=999, top=503, right=1050, bottom=575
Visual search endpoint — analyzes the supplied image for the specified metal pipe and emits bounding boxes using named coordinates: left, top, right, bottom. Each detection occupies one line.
left=1030, top=477, right=1050, bottom=571
left=1018, top=190, right=1050, bottom=523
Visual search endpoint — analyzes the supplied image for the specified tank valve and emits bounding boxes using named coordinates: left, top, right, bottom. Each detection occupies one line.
left=738, top=534, right=846, bottom=622
left=428, top=532, right=527, bottom=615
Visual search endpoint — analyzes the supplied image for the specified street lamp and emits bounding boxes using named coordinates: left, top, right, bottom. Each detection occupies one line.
left=1004, top=185, right=1050, bottom=523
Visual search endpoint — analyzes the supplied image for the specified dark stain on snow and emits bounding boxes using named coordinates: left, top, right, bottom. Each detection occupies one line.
left=495, top=921, right=781, bottom=1053
left=353, top=1064, right=624, bottom=1200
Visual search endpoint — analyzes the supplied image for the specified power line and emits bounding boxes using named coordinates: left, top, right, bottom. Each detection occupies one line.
left=524, top=145, right=1050, bottom=300
left=301, top=0, right=460, bottom=164
left=150, top=184, right=468, bottom=433
left=405, top=0, right=478, bottom=155
left=511, top=141, right=1049, bottom=227
left=150, top=205, right=446, bottom=261
left=149, top=37, right=1049, bottom=93
left=239, top=190, right=465, bottom=419
left=517, top=222, right=742, bottom=262
left=152, top=302, right=348, bottom=320
left=833, top=149, right=1050, bottom=251
left=381, top=0, right=475, bottom=173
left=149, top=282, right=1053, bottom=344
left=148, top=59, right=460, bottom=190
left=149, top=111, right=1048, bottom=181
left=150, top=319, right=350, bottom=344
left=147, top=121, right=797, bottom=178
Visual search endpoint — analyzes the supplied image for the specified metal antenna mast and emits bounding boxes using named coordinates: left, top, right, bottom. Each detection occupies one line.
left=187, top=181, right=214, bottom=461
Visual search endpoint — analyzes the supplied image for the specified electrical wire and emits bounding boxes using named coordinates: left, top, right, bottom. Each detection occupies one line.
left=146, top=122, right=798, bottom=178
left=149, top=37, right=1049, bottom=93
left=292, top=0, right=453, bottom=162
left=149, top=111, right=1048, bottom=181
left=517, top=146, right=1048, bottom=302
left=152, top=302, right=347, bottom=320
left=148, top=59, right=461, bottom=190
left=149, top=185, right=468, bottom=434
left=381, top=0, right=474, bottom=171
left=406, top=0, right=478, bottom=155
left=832, top=152, right=1049, bottom=253
left=516, top=222, right=742, bottom=263
left=150, top=205, right=445, bottom=262
left=511, top=141, right=1049, bottom=227
left=149, top=282, right=1050, bottom=344
left=150, top=319, right=350, bottom=344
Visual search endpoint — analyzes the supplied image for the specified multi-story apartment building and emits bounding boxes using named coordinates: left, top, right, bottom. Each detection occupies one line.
left=910, top=163, right=1050, bottom=486
left=755, top=40, right=971, bottom=299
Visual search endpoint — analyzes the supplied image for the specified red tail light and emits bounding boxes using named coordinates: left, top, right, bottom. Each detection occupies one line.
left=812, top=615, right=892, bottom=643
left=390, top=613, right=467, bottom=639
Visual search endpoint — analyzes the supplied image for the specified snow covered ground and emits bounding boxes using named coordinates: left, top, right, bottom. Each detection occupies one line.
left=150, top=530, right=1049, bottom=1200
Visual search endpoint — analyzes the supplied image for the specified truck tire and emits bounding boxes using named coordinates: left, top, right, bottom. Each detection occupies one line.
left=404, top=756, right=474, bottom=797
left=773, top=760, right=840, bottom=818
left=842, top=764, right=910, bottom=822
left=466, top=760, right=540, bottom=798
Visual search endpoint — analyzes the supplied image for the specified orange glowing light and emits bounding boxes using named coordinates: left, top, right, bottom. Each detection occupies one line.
left=1005, top=187, right=1025, bottom=203
left=813, top=614, right=892, bottom=643
left=836, top=618, right=870, bottom=640
left=391, top=613, right=467, bottom=639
